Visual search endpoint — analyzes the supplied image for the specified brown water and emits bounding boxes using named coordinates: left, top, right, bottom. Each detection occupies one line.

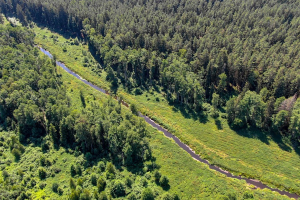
left=38, top=47, right=299, bottom=199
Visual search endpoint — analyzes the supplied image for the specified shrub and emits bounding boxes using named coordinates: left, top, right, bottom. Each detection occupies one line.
left=52, top=182, right=59, bottom=192
left=38, top=167, right=47, bottom=179
left=91, top=173, right=97, bottom=186
left=161, top=192, right=173, bottom=200
left=159, top=176, right=169, bottom=187
left=77, top=178, right=83, bottom=186
left=130, top=103, right=139, bottom=116
left=141, top=188, right=154, bottom=200
left=40, top=156, right=46, bottom=166
left=125, top=177, right=133, bottom=187
left=58, top=187, right=63, bottom=195
left=70, top=178, right=76, bottom=189
left=76, top=165, right=82, bottom=176
left=154, top=170, right=161, bottom=182
left=12, top=148, right=21, bottom=161
left=39, top=182, right=47, bottom=189
left=99, top=192, right=108, bottom=200
left=98, top=161, right=105, bottom=172
left=243, top=191, right=254, bottom=199
left=2, top=170, right=9, bottom=180
left=71, top=164, right=76, bottom=177
left=111, top=180, right=126, bottom=197
left=127, top=193, right=137, bottom=200
left=80, top=189, right=91, bottom=200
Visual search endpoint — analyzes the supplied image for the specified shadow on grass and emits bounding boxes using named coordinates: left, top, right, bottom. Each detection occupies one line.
left=214, top=118, right=223, bottom=130
left=170, top=101, right=208, bottom=124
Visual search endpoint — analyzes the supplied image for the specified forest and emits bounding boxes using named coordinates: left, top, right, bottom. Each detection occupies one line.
left=2, top=0, right=300, bottom=199
left=1, top=0, right=300, bottom=145
left=0, top=20, right=179, bottom=199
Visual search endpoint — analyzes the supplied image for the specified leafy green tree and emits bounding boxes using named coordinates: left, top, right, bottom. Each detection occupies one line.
left=141, top=188, right=154, bottom=200
left=111, top=180, right=126, bottom=197
left=97, top=177, right=106, bottom=192
left=159, top=175, right=169, bottom=187
left=70, top=178, right=76, bottom=189
left=130, top=103, right=139, bottom=116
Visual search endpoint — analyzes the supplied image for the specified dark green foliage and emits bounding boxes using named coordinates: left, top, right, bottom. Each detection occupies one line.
left=80, top=189, right=91, bottom=200
left=141, top=188, right=154, bottom=200
left=70, top=178, right=76, bottom=189
left=98, top=192, right=108, bottom=200
left=159, top=176, right=169, bottom=187
left=71, top=164, right=77, bottom=177
left=111, top=180, right=126, bottom=197
left=91, top=173, right=97, bottom=186
left=130, top=103, right=139, bottom=116
left=52, top=182, right=59, bottom=193
left=2, top=170, right=9, bottom=180
left=127, top=193, right=137, bottom=200
left=97, top=177, right=106, bottom=192
left=154, top=170, right=161, bottom=182
left=38, top=167, right=47, bottom=179
left=243, top=191, right=254, bottom=199
left=161, top=193, right=173, bottom=200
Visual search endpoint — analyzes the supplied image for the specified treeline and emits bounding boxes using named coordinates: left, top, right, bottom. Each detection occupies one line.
left=2, top=0, right=300, bottom=141
left=0, top=22, right=151, bottom=166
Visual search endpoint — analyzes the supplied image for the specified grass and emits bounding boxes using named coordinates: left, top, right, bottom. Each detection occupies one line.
left=32, top=24, right=300, bottom=197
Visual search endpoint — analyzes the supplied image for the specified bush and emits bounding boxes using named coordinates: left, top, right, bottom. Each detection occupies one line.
left=80, top=189, right=91, bottom=200
left=130, top=103, right=139, bottom=116
left=12, top=148, right=21, bottom=161
left=71, top=164, right=76, bottom=176
left=125, top=177, right=133, bottom=187
left=161, top=192, right=173, bottom=200
left=141, top=188, right=154, bottom=200
left=70, top=178, right=76, bottom=189
left=127, top=193, right=137, bottom=200
left=243, top=191, right=254, bottom=199
left=52, top=182, right=59, bottom=192
left=2, top=170, right=9, bottom=180
left=40, top=156, right=46, bottom=166
left=135, top=88, right=143, bottom=95
left=97, top=177, right=106, bottom=192
left=111, top=180, right=126, bottom=197
left=91, top=173, right=97, bottom=186
left=77, top=178, right=83, bottom=186
left=98, top=161, right=105, bottom=172
left=39, top=182, right=47, bottom=189
left=159, top=176, right=169, bottom=187
left=99, top=192, right=108, bottom=200
left=38, top=167, right=47, bottom=179
left=154, top=170, right=161, bottom=182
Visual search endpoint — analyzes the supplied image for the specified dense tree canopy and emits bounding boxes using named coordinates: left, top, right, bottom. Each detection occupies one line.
left=2, top=0, right=300, bottom=141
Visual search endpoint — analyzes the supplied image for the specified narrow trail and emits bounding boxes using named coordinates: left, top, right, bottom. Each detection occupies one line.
left=38, top=47, right=299, bottom=199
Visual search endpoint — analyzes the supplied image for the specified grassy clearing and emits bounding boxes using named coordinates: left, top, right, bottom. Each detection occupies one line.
left=32, top=25, right=300, bottom=196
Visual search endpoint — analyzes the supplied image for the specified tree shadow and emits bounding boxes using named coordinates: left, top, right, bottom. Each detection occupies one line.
left=234, top=127, right=271, bottom=146
left=270, top=134, right=292, bottom=153
left=214, top=118, right=223, bottom=130
left=169, top=101, right=208, bottom=124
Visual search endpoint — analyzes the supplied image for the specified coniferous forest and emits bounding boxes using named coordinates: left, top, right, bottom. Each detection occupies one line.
left=2, top=0, right=300, bottom=141
left=2, top=0, right=300, bottom=199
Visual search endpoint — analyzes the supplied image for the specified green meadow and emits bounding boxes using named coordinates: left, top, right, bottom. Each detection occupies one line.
left=31, top=25, right=300, bottom=196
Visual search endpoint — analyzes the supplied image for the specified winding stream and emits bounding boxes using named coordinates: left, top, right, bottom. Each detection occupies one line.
left=38, top=47, right=299, bottom=199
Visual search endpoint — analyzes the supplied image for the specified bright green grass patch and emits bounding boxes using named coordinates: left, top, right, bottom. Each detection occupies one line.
left=32, top=24, right=300, bottom=196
